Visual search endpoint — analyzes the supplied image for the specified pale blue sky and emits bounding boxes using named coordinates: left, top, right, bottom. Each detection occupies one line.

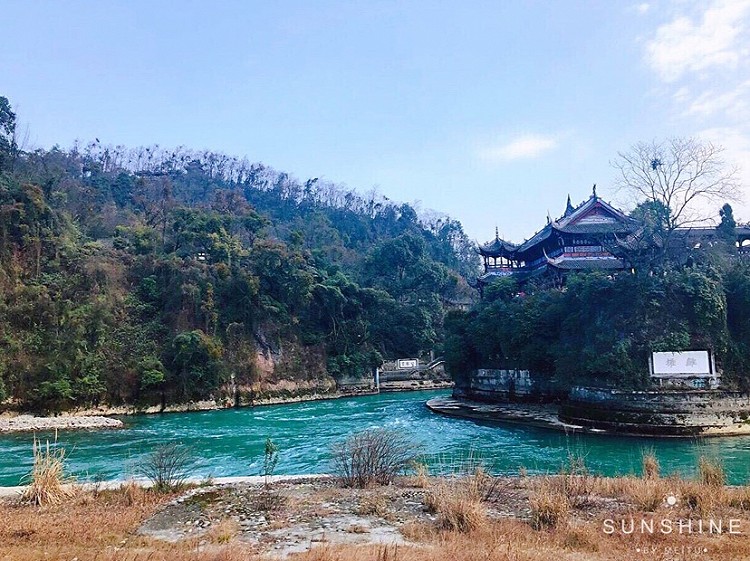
left=2, top=0, right=749, bottom=241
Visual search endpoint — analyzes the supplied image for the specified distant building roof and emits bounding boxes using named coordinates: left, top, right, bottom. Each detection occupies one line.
left=479, top=236, right=519, bottom=255
left=485, top=189, right=640, bottom=255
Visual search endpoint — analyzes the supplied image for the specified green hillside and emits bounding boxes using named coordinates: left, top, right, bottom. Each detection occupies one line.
left=0, top=97, right=476, bottom=413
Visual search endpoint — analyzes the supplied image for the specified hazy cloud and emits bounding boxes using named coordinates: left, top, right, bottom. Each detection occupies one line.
left=698, top=127, right=750, bottom=211
left=478, top=133, right=559, bottom=163
left=636, top=3, right=651, bottom=15
left=685, top=80, right=750, bottom=119
left=645, top=0, right=750, bottom=82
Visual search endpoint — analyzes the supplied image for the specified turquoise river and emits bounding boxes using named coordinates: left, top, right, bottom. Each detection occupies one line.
left=2, top=390, right=750, bottom=487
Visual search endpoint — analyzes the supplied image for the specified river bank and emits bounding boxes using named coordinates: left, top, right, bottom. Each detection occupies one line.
left=4, top=471, right=750, bottom=560
left=430, top=393, right=750, bottom=438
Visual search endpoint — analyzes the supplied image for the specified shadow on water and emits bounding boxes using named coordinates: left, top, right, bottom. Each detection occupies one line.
left=2, top=389, right=750, bottom=486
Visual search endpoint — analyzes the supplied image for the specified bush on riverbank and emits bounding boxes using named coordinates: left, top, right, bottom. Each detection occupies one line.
left=20, top=437, right=75, bottom=506
left=139, top=443, right=193, bottom=493
left=331, top=428, right=421, bottom=488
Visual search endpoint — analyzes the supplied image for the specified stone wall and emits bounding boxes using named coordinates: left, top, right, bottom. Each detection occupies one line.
left=560, top=386, right=750, bottom=436
left=450, top=369, right=750, bottom=436
left=453, top=369, right=563, bottom=403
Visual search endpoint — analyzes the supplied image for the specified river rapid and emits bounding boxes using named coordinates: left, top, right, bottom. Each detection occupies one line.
left=2, top=390, right=750, bottom=486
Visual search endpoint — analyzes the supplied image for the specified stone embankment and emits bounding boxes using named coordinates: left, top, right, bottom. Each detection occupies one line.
left=560, top=386, right=750, bottom=437
left=0, top=415, right=124, bottom=433
left=444, top=368, right=750, bottom=437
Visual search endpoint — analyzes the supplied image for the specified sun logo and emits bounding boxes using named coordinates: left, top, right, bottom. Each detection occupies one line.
left=665, top=493, right=679, bottom=507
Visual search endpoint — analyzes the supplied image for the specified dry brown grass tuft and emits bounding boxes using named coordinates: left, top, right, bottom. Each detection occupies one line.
left=20, top=437, right=76, bottom=506
left=399, top=520, right=435, bottom=542
left=546, top=453, right=596, bottom=509
left=622, top=476, right=669, bottom=512
left=680, top=480, right=727, bottom=516
left=206, top=517, right=240, bottom=544
left=528, top=478, right=569, bottom=529
left=728, top=486, right=750, bottom=511
left=409, top=461, right=430, bottom=489
left=424, top=477, right=488, bottom=533
left=356, top=494, right=389, bottom=517
left=120, top=479, right=148, bottom=506
left=641, top=449, right=660, bottom=480
left=699, top=456, right=726, bottom=487
left=562, top=524, right=600, bottom=552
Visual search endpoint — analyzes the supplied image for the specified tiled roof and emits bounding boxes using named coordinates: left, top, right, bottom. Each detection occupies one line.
left=479, top=237, right=519, bottom=255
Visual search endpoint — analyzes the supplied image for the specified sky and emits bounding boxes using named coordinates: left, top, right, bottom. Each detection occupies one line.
left=2, top=0, right=749, bottom=242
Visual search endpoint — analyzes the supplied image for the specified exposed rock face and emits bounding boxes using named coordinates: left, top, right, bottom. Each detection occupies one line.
left=560, top=387, right=750, bottom=436
left=233, top=335, right=359, bottom=405
left=0, top=415, right=124, bottom=433
left=450, top=369, right=750, bottom=437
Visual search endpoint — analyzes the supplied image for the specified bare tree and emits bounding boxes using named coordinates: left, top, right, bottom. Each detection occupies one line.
left=331, top=428, right=422, bottom=488
left=612, top=137, right=740, bottom=232
left=139, top=443, right=192, bottom=492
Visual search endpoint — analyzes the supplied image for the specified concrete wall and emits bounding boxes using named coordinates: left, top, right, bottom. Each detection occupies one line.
left=452, top=369, right=750, bottom=435
left=453, top=369, right=563, bottom=403
left=378, top=362, right=452, bottom=392
left=560, top=386, right=750, bottom=436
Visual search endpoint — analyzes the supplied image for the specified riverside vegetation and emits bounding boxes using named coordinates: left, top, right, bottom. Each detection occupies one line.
left=0, top=96, right=475, bottom=414
left=446, top=209, right=750, bottom=391
left=4, top=91, right=750, bottom=411
left=7, top=430, right=750, bottom=560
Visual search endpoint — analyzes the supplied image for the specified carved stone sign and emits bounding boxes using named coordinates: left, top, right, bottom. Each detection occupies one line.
left=651, top=351, right=711, bottom=377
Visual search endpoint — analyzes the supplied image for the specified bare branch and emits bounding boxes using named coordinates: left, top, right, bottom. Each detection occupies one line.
left=612, top=137, right=740, bottom=232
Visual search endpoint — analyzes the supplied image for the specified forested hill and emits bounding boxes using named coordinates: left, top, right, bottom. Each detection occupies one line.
left=0, top=98, right=477, bottom=413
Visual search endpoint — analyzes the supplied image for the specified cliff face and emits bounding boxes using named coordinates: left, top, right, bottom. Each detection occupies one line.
left=451, top=368, right=750, bottom=437
left=237, top=336, right=339, bottom=403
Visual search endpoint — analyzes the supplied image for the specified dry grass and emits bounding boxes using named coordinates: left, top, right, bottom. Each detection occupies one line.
left=7, top=460, right=750, bottom=561
left=622, top=476, right=669, bottom=512
left=409, top=461, right=430, bottom=489
left=206, top=517, right=240, bottom=544
left=529, top=478, right=569, bottom=529
left=424, top=475, right=488, bottom=533
left=641, top=449, right=660, bottom=480
left=356, top=494, right=389, bottom=517
left=699, top=455, right=726, bottom=487
left=1, top=485, right=188, bottom=561
left=20, top=437, right=76, bottom=506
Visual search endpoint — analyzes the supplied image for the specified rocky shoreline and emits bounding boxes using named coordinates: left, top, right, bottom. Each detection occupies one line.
left=0, top=415, right=124, bottom=434
left=427, top=395, right=750, bottom=438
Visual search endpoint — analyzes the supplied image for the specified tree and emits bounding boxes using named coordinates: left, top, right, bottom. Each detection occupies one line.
left=169, top=330, right=223, bottom=401
left=0, top=96, right=17, bottom=173
left=613, top=138, right=740, bottom=234
left=717, top=203, right=737, bottom=246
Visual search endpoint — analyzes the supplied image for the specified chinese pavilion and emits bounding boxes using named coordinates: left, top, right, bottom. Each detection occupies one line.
left=478, top=186, right=640, bottom=289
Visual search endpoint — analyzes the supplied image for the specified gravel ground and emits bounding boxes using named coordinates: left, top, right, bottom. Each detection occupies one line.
left=135, top=476, right=540, bottom=558
left=0, top=414, right=123, bottom=433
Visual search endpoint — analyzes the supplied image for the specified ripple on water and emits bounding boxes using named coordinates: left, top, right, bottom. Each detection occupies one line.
left=3, top=390, right=750, bottom=485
